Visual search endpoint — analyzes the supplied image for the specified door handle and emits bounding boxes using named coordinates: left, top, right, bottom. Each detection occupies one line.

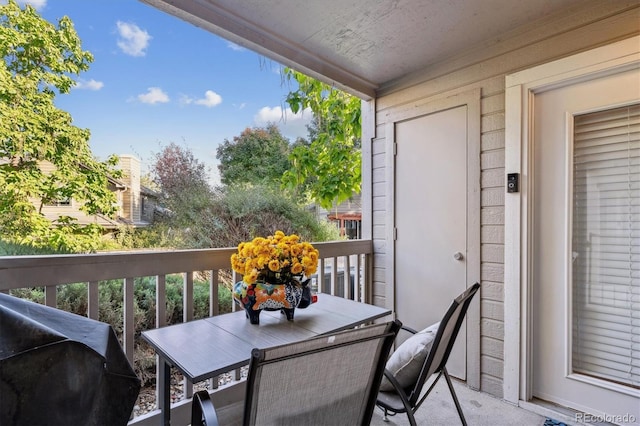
left=453, top=252, right=464, bottom=261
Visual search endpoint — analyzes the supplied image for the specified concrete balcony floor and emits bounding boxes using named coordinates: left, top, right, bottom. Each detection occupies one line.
left=370, top=378, right=551, bottom=426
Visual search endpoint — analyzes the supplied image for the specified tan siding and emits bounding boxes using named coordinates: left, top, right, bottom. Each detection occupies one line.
left=371, top=168, right=385, bottom=185
left=482, top=244, right=504, bottom=264
left=481, top=112, right=505, bottom=133
left=35, top=160, right=122, bottom=228
left=481, top=354, right=504, bottom=379
left=371, top=195, right=386, bottom=211
left=481, top=376, right=504, bottom=399
left=481, top=169, right=504, bottom=188
left=372, top=267, right=386, bottom=284
left=481, top=318, right=504, bottom=341
left=481, top=263, right=504, bottom=283
left=371, top=132, right=388, bottom=305
left=481, top=336, right=504, bottom=360
left=481, top=316, right=506, bottom=397
left=372, top=224, right=385, bottom=239
left=480, top=188, right=504, bottom=207
left=370, top=1, right=639, bottom=398
left=481, top=130, right=505, bottom=151
left=478, top=79, right=507, bottom=394
left=481, top=281, right=504, bottom=303
left=481, top=93, right=505, bottom=114
left=481, top=206, right=503, bottom=225
left=372, top=210, right=386, bottom=227
left=481, top=225, right=505, bottom=245
left=482, top=299, right=504, bottom=322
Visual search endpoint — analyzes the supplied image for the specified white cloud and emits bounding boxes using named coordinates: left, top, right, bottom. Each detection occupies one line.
left=179, top=90, right=222, bottom=108
left=194, top=90, right=222, bottom=107
left=74, top=79, right=104, bottom=91
left=254, top=105, right=313, bottom=140
left=116, top=21, right=151, bottom=57
left=137, top=87, right=169, bottom=104
left=227, top=42, right=246, bottom=52
left=16, top=0, right=46, bottom=10
left=179, top=94, right=194, bottom=106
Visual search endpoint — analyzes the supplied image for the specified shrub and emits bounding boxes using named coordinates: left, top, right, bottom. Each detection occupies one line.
left=9, top=276, right=233, bottom=335
left=201, top=183, right=342, bottom=248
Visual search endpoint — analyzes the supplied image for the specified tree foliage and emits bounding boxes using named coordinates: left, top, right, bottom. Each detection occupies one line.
left=216, top=124, right=291, bottom=187
left=0, top=0, right=121, bottom=252
left=281, top=68, right=361, bottom=209
left=149, top=142, right=213, bottom=228
left=205, top=184, right=340, bottom=248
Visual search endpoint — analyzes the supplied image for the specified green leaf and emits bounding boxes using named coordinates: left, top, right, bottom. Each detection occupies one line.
left=0, top=0, right=117, bottom=252
left=281, top=69, right=361, bottom=209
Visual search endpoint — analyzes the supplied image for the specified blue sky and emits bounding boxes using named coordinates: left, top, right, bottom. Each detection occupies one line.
left=17, top=0, right=312, bottom=183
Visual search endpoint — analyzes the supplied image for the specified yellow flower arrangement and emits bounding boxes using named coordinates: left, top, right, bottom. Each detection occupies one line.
left=230, top=231, right=320, bottom=285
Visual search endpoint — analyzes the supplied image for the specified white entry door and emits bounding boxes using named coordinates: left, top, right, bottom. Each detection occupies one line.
left=394, top=102, right=475, bottom=379
left=532, top=65, right=639, bottom=423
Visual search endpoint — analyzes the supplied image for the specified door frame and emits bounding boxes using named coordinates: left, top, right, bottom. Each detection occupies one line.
left=503, top=35, right=640, bottom=405
left=385, top=88, right=481, bottom=389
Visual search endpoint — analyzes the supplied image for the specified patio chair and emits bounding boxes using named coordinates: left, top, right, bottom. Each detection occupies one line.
left=191, top=319, right=402, bottom=426
left=376, top=282, right=481, bottom=426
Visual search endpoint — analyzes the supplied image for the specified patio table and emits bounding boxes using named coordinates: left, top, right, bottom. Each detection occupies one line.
left=141, top=293, right=391, bottom=425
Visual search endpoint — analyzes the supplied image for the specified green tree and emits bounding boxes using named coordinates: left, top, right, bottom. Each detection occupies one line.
left=150, top=142, right=213, bottom=231
left=0, top=0, right=121, bottom=252
left=281, top=68, right=361, bottom=209
left=216, top=124, right=291, bottom=187
left=148, top=142, right=339, bottom=249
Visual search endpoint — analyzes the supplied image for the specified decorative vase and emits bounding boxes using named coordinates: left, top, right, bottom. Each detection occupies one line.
left=233, top=277, right=313, bottom=324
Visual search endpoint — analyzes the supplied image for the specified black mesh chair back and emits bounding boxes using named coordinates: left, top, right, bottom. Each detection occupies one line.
left=377, top=282, right=480, bottom=426
left=192, top=319, right=401, bottom=426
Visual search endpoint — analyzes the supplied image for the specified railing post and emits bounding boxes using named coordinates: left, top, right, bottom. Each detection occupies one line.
left=209, top=270, right=219, bottom=317
left=330, top=257, right=338, bottom=296
left=44, top=285, right=56, bottom=307
left=231, top=271, right=239, bottom=312
left=124, top=277, right=135, bottom=363
left=364, top=253, right=373, bottom=304
left=355, top=254, right=362, bottom=302
left=155, top=274, right=167, bottom=408
left=156, top=275, right=167, bottom=328
left=345, top=255, right=352, bottom=300
left=183, top=272, right=194, bottom=399
left=317, top=258, right=325, bottom=293
left=88, top=281, right=99, bottom=320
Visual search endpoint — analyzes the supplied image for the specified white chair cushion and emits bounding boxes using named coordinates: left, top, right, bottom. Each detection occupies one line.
left=379, top=322, right=440, bottom=392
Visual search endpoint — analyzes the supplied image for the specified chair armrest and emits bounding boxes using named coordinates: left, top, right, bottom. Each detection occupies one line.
left=401, top=325, right=418, bottom=334
left=191, top=390, right=220, bottom=426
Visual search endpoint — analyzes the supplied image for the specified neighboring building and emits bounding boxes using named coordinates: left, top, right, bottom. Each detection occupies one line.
left=117, top=155, right=160, bottom=227
left=315, top=194, right=362, bottom=239
left=38, top=154, right=158, bottom=230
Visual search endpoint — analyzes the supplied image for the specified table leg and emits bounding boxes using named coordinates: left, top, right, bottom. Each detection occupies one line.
left=158, top=356, right=171, bottom=426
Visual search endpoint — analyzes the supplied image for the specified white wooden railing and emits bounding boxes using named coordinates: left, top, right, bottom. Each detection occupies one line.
left=0, top=239, right=373, bottom=425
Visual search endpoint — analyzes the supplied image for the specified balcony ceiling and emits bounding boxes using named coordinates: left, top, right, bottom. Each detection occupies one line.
left=141, top=0, right=586, bottom=99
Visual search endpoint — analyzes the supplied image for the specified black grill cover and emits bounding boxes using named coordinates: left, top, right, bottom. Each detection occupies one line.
left=0, top=292, right=141, bottom=425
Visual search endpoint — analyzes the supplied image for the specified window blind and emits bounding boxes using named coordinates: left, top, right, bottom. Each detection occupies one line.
left=572, top=104, right=639, bottom=389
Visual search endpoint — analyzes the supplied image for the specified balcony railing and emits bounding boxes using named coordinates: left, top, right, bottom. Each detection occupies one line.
left=0, top=239, right=374, bottom=425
